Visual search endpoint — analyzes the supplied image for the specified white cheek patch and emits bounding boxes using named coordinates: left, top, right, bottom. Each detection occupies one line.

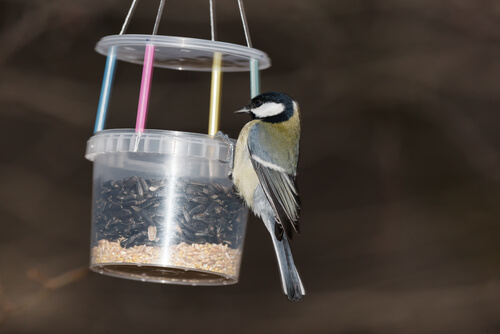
left=252, top=102, right=284, bottom=118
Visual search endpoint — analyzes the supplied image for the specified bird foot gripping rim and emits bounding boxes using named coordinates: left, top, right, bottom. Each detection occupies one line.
left=215, top=131, right=235, bottom=178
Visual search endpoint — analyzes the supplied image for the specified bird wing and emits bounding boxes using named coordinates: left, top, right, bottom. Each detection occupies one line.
left=248, top=125, right=300, bottom=240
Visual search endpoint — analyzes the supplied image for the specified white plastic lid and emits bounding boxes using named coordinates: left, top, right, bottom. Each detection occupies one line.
left=85, top=129, right=235, bottom=162
left=95, top=34, right=271, bottom=72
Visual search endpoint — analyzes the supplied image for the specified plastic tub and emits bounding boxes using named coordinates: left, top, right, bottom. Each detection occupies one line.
left=85, top=129, right=248, bottom=285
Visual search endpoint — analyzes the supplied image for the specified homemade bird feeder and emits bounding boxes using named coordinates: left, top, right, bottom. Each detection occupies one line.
left=85, top=0, right=270, bottom=285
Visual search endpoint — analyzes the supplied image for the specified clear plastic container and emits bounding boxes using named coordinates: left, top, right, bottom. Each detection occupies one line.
left=85, top=129, right=248, bottom=285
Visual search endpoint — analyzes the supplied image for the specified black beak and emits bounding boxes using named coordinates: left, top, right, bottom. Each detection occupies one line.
left=234, top=107, right=250, bottom=114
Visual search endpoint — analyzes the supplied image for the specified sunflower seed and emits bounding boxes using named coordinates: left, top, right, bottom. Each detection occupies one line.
left=92, top=177, right=247, bottom=248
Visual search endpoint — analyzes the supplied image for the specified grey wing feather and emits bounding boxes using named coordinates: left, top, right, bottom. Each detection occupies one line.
left=247, top=129, right=300, bottom=239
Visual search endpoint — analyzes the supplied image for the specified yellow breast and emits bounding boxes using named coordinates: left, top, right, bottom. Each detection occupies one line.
left=233, top=121, right=259, bottom=208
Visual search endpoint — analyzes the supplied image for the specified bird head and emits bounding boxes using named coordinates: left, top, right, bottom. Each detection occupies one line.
left=235, top=92, right=297, bottom=124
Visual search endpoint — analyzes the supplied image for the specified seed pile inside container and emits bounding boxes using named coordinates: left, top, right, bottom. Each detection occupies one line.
left=91, top=175, right=247, bottom=278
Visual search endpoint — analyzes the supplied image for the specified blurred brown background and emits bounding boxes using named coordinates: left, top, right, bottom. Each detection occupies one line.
left=1, top=0, right=500, bottom=333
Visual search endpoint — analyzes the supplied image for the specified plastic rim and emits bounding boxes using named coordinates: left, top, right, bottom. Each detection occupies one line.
left=85, top=129, right=235, bottom=162
left=95, top=34, right=271, bottom=72
left=90, top=263, right=237, bottom=286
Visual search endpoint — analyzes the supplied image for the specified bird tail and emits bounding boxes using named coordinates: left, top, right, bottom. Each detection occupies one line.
left=271, top=233, right=305, bottom=301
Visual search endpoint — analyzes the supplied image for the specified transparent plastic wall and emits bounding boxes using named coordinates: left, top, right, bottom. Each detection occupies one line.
left=86, top=129, right=248, bottom=285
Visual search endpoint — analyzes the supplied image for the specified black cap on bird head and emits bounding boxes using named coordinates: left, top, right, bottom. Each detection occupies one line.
left=235, top=92, right=296, bottom=124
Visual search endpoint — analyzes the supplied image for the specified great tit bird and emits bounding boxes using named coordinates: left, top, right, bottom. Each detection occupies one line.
left=232, top=91, right=305, bottom=301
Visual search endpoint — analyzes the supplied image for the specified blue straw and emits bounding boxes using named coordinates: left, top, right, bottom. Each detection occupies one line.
left=93, top=0, right=138, bottom=133
left=94, top=46, right=117, bottom=133
left=250, top=58, right=260, bottom=98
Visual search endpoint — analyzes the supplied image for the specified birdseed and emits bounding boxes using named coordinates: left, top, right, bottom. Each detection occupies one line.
left=92, top=176, right=247, bottom=249
left=92, top=239, right=241, bottom=277
left=91, top=176, right=247, bottom=278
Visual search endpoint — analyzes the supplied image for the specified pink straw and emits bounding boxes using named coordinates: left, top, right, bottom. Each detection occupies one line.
left=135, top=44, right=155, bottom=133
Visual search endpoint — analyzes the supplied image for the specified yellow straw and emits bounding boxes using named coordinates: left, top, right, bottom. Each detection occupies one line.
left=208, top=52, right=223, bottom=136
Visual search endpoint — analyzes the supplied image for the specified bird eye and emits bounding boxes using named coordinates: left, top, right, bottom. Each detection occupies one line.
left=253, top=100, right=263, bottom=108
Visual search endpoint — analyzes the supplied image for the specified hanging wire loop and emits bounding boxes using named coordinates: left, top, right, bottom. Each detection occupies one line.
left=119, top=0, right=139, bottom=35
left=153, top=0, right=166, bottom=35
left=209, top=0, right=217, bottom=41
left=237, top=0, right=252, bottom=48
